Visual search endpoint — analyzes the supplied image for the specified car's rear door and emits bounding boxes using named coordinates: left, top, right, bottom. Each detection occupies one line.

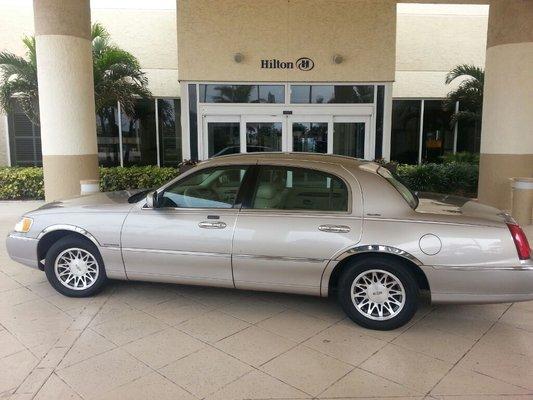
left=121, top=165, right=250, bottom=287
left=232, top=162, right=363, bottom=295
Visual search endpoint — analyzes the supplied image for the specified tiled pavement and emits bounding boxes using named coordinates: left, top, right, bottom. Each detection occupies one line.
left=1, top=201, right=533, bottom=400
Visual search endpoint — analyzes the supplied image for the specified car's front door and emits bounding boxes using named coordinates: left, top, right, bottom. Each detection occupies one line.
left=232, top=164, right=363, bottom=295
left=121, top=165, right=249, bottom=287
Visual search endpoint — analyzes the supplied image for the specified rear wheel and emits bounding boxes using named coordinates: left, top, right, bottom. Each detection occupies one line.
left=338, top=256, right=418, bottom=330
left=44, top=235, right=107, bottom=297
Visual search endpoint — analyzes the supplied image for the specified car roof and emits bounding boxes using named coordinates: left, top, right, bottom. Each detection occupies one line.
left=198, top=152, right=376, bottom=170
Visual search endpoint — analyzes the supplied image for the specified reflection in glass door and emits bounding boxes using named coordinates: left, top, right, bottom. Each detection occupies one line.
left=291, top=122, right=328, bottom=153
left=245, top=121, right=282, bottom=153
left=333, top=122, right=365, bottom=158
left=206, top=120, right=240, bottom=157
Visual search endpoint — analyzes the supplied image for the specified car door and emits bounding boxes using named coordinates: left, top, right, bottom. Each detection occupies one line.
left=121, top=165, right=250, bottom=287
left=232, top=163, right=363, bottom=295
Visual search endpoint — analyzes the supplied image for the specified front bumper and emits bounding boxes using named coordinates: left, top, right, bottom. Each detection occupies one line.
left=422, top=261, right=533, bottom=304
left=6, top=233, right=39, bottom=269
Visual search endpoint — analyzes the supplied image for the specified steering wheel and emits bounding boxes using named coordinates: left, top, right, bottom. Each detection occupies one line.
left=183, top=187, right=220, bottom=207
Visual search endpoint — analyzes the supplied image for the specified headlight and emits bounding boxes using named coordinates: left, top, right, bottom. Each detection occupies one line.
left=14, top=217, right=33, bottom=233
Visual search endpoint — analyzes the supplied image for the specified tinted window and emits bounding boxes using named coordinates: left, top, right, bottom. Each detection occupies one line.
left=251, top=166, right=348, bottom=211
left=290, top=85, right=374, bottom=104
left=391, top=100, right=421, bottom=164
left=199, top=85, right=284, bottom=103
left=160, top=166, right=248, bottom=208
left=377, top=167, right=418, bottom=209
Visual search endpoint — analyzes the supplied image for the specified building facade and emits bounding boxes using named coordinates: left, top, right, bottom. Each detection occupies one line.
left=2, top=0, right=531, bottom=211
left=0, top=0, right=488, bottom=169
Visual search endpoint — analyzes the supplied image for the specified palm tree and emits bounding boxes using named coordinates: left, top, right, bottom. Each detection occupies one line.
left=0, top=22, right=151, bottom=125
left=443, top=64, right=484, bottom=129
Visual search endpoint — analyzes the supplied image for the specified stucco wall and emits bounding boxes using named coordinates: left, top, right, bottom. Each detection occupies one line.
left=394, top=4, right=488, bottom=98
left=178, top=0, right=397, bottom=83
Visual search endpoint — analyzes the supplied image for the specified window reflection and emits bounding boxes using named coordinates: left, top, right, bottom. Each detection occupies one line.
left=200, top=85, right=284, bottom=103
left=333, top=123, right=365, bottom=158
left=292, top=122, right=328, bottom=153
left=208, top=122, right=240, bottom=157
left=96, top=106, right=120, bottom=166
left=391, top=100, right=421, bottom=164
left=291, top=85, right=374, bottom=104
left=158, top=99, right=182, bottom=167
left=422, top=100, right=454, bottom=163
left=246, top=122, right=282, bottom=152
left=120, top=99, right=157, bottom=166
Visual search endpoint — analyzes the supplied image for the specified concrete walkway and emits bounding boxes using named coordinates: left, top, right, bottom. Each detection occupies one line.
left=1, top=201, right=533, bottom=400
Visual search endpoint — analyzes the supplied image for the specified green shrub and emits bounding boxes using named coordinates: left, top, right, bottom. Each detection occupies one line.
left=0, top=162, right=479, bottom=200
left=0, top=167, right=44, bottom=200
left=440, top=152, right=479, bottom=165
left=99, top=166, right=179, bottom=192
left=396, top=162, right=478, bottom=198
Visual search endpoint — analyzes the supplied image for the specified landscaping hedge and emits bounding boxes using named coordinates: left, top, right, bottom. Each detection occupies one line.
left=0, top=162, right=478, bottom=201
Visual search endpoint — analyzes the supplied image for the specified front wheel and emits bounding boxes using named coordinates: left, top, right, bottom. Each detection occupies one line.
left=338, top=256, right=418, bottom=330
left=44, top=235, right=107, bottom=297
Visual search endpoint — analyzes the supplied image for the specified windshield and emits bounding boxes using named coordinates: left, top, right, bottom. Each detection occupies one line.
left=377, top=167, right=419, bottom=209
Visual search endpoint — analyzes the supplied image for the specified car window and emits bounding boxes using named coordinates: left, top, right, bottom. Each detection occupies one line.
left=160, top=166, right=248, bottom=208
left=377, top=167, right=419, bottom=209
left=251, top=166, right=348, bottom=211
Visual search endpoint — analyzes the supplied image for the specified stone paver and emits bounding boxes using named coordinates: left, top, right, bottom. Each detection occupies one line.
left=0, top=200, right=533, bottom=399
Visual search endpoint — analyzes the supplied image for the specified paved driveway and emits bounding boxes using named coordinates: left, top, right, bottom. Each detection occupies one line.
left=1, top=201, right=533, bottom=400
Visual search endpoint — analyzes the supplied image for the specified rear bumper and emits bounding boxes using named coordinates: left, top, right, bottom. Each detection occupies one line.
left=6, top=233, right=39, bottom=269
left=422, top=261, right=533, bottom=304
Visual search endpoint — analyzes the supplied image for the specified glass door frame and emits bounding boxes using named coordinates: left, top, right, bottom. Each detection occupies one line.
left=332, top=115, right=372, bottom=159
left=201, top=115, right=241, bottom=159
left=287, top=114, right=333, bottom=153
left=241, top=115, right=285, bottom=154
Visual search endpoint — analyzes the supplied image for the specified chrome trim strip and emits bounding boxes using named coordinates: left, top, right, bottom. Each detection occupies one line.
left=233, top=254, right=326, bottom=263
left=37, top=225, right=101, bottom=246
left=334, top=245, right=423, bottom=266
left=121, top=247, right=231, bottom=258
left=428, top=264, right=533, bottom=271
left=7, top=233, right=38, bottom=242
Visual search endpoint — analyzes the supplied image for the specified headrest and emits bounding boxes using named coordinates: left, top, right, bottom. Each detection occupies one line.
left=256, top=184, right=277, bottom=200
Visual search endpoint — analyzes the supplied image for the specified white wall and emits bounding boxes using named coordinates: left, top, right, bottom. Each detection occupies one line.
left=394, top=3, right=489, bottom=98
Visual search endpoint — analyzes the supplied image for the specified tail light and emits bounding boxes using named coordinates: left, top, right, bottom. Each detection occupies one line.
left=507, top=223, right=531, bottom=260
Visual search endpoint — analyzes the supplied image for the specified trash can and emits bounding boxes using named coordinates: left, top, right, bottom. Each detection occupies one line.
left=80, top=179, right=100, bottom=196
left=511, top=177, right=533, bottom=226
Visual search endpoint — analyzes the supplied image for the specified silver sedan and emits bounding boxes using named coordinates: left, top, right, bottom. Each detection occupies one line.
left=6, top=153, right=533, bottom=330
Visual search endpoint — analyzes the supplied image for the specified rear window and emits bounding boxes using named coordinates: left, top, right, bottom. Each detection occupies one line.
left=377, top=167, right=418, bottom=209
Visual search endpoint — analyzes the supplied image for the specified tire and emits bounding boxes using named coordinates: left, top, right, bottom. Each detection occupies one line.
left=44, top=235, right=107, bottom=297
left=337, top=256, right=418, bottom=330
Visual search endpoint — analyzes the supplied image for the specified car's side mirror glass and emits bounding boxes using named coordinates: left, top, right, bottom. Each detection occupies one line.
left=146, top=191, right=159, bottom=208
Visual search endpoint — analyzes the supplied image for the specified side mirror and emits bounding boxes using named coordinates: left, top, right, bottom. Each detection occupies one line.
left=146, top=191, right=158, bottom=208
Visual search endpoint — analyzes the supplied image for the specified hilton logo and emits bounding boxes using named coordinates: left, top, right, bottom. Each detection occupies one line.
left=260, top=57, right=315, bottom=71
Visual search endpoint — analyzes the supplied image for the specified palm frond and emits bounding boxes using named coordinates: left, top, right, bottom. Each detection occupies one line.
left=445, top=64, right=484, bottom=85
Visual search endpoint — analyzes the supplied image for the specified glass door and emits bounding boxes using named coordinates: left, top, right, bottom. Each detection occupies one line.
left=202, top=115, right=240, bottom=158
left=332, top=116, right=371, bottom=159
left=288, top=115, right=332, bottom=154
left=241, top=115, right=284, bottom=153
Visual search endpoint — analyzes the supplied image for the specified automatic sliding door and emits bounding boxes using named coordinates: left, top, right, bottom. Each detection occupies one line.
left=289, top=116, right=330, bottom=153
left=332, top=116, right=370, bottom=159
left=243, top=116, right=283, bottom=153
left=204, top=116, right=240, bottom=158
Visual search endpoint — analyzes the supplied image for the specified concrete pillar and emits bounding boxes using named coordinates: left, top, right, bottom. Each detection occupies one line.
left=34, top=0, right=98, bottom=201
left=477, top=0, right=533, bottom=210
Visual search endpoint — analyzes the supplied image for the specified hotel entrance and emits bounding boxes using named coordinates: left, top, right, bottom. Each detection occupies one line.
left=183, top=83, right=389, bottom=161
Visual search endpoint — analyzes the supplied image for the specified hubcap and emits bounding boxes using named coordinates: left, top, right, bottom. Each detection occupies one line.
left=54, top=248, right=99, bottom=291
left=351, top=269, right=406, bottom=321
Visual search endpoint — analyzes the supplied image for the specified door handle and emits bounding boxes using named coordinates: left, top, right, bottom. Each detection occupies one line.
left=318, top=224, right=351, bottom=233
left=198, top=221, right=227, bottom=229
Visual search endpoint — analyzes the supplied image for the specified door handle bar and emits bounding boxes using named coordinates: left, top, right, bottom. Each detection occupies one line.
left=199, top=221, right=227, bottom=229
left=318, top=224, right=351, bottom=233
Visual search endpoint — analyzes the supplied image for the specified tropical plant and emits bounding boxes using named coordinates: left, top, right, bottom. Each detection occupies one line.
left=0, top=22, right=151, bottom=125
left=0, top=36, right=39, bottom=124
left=443, top=64, right=484, bottom=130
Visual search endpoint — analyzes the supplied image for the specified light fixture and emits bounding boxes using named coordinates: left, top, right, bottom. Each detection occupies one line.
left=332, top=54, right=344, bottom=64
left=234, top=53, right=244, bottom=63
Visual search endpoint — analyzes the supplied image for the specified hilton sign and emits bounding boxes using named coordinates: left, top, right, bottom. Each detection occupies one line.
left=260, top=57, right=315, bottom=71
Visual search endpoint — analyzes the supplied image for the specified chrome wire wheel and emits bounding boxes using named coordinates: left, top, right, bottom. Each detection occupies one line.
left=351, top=269, right=406, bottom=321
left=54, top=248, right=99, bottom=291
